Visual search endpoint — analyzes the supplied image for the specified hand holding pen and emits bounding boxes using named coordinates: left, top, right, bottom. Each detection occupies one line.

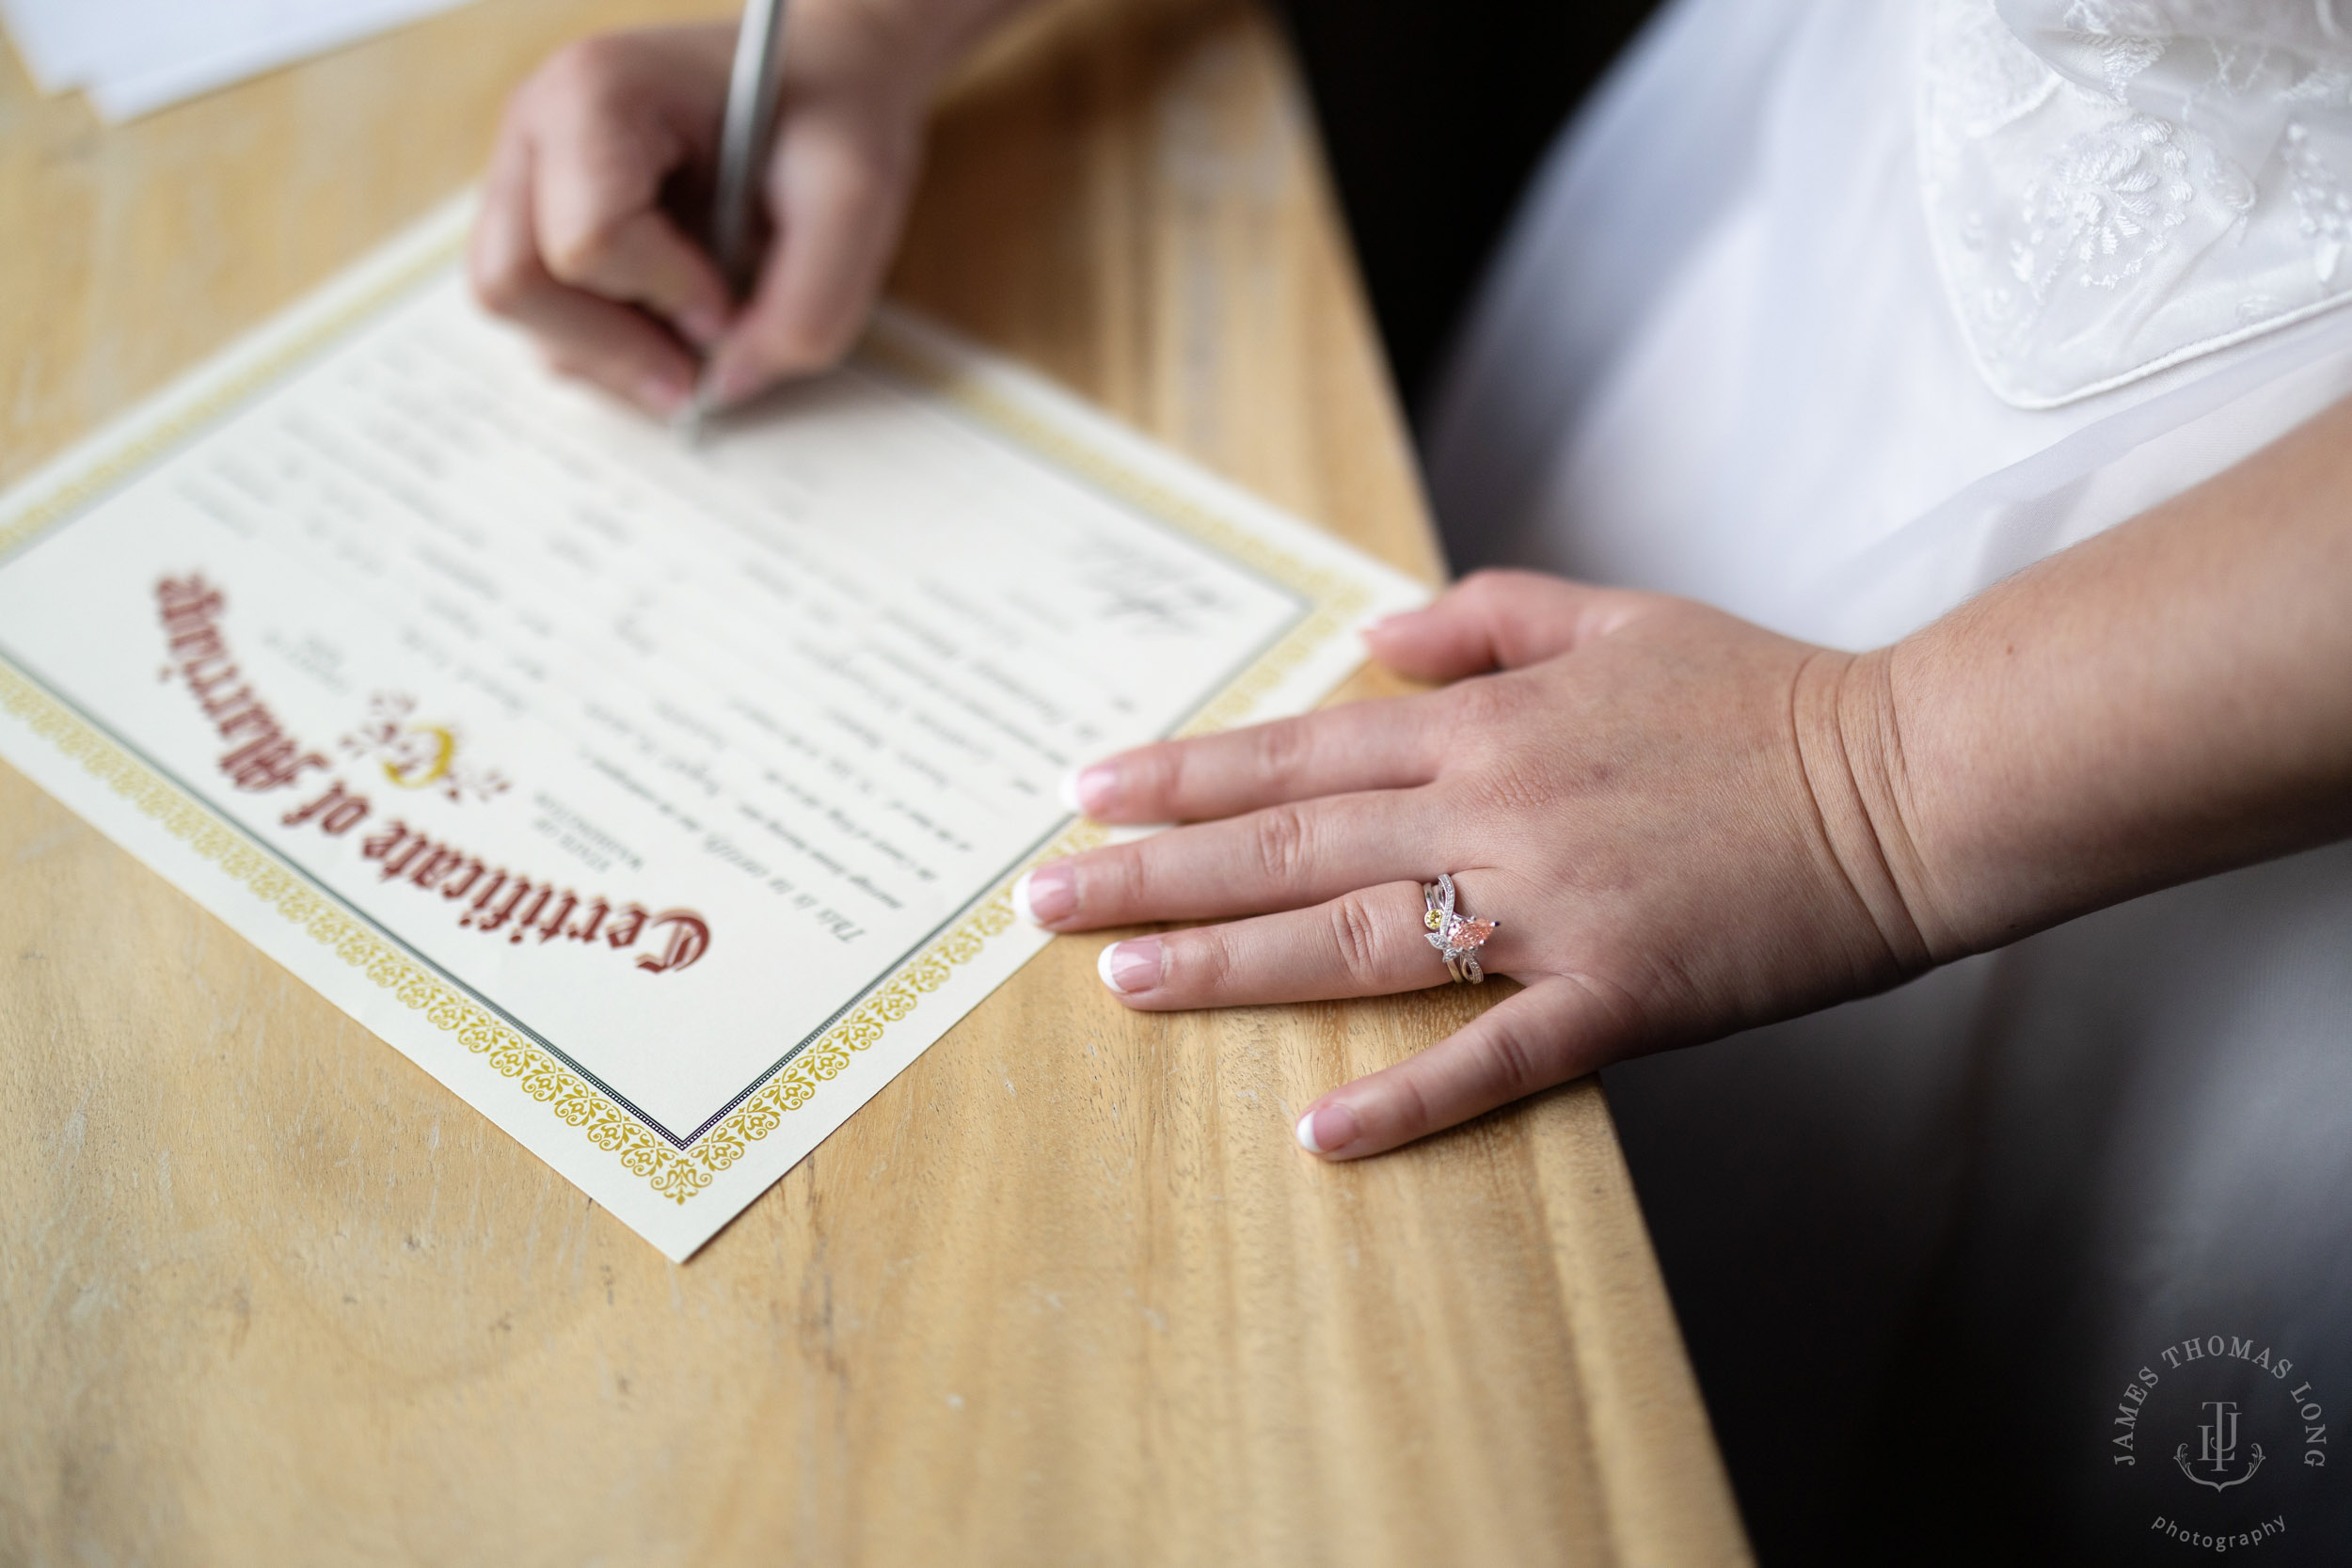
left=467, top=0, right=1030, bottom=423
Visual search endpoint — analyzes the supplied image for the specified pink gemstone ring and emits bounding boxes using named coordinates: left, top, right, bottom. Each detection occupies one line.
left=1422, top=872, right=1500, bottom=984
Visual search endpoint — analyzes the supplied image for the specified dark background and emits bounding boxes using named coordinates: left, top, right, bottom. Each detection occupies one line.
left=1271, top=0, right=1661, bottom=426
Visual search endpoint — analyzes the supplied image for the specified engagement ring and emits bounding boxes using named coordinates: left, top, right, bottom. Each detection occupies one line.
left=1422, top=873, right=1499, bottom=984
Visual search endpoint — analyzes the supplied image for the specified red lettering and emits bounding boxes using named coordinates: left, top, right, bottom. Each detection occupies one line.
left=360, top=821, right=409, bottom=862
left=159, top=575, right=325, bottom=795
left=456, top=869, right=508, bottom=927
left=505, top=884, right=554, bottom=943
left=284, top=780, right=349, bottom=829
left=534, top=890, right=578, bottom=943
left=163, top=570, right=718, bottom=973
left=156, top=577, right=224, bottom=626
left=201, top=684, right=260, bottom=721
left=634, top=911, right=709, bottom=974
left=282, top=779, right=374, bottom=835
left=214, top=701, right=277, bottom=739
left=219, top=735, right=326, bottom=792
left=377, top=833, right=434, bottom=881
left=474, top=877, right=534, bottom=936
left=606, top=904, right=649, bottom=949
left=405, top=845, right=467, bottom=890
left=566, top=896, right=610, bottom=943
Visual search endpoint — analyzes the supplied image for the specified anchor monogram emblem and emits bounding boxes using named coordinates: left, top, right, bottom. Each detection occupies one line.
left=2174, top=1401, right=2265, bottom=1492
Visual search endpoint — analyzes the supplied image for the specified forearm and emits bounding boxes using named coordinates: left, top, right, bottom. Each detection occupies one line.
left=1831, top=392, right=2352, bottom=960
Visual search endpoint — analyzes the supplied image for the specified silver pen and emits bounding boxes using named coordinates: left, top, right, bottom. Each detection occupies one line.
left=676, top=0, right=789, bottom=445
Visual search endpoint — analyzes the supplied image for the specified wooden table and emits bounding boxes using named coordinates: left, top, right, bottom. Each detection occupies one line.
left=0, top=2, right=1750, bottom=1561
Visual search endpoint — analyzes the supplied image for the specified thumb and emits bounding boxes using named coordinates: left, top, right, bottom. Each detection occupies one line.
left=1293, top=976, right=1633, bottom=1160
left=1365, top=569, right=1661, bottom=681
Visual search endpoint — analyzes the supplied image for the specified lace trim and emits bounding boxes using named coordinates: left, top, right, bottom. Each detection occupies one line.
left=1922, top=0, right=2352, bottom=406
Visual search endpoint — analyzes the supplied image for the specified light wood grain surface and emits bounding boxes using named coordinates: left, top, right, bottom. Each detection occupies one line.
left=0, top=2, right=1751, bottom=1562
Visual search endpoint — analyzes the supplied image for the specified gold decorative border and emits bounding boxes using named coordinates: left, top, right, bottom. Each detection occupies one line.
left=687, top=818, right=1106, bottom=1186
left=0, top=658, right=698, bottom=1199
left=0, top=657, right=1107, bottom=1206
left=0, top=226, right=1369, bottom=1211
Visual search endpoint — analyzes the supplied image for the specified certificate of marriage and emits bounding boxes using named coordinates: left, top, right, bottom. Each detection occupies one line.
left=0, top=201, right=1427, bottom=1260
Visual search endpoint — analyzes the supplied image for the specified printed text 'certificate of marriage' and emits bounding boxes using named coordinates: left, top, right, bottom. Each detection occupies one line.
left=0, top=201, right=1426, bottom=1259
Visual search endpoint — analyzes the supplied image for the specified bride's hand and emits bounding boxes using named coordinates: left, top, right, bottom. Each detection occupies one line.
left=1012, top=570, right=1935, bottom=1160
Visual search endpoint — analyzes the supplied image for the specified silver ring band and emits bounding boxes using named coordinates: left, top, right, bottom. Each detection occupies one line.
left=1422, top=872, right=1499, bottom=984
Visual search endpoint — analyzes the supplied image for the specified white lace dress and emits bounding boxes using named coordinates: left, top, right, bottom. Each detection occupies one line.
left=1423, top=1, right=2352, bottom=1551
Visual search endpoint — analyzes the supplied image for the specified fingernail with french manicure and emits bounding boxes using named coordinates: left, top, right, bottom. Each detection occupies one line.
left=1294, top=1102, right=1360, bottom=1157
left=1059, top=763, right=1117, bottom=817
left=1097, top=938, right=1161, bottom=995
left=1011, top=863, right=1075, bottom=927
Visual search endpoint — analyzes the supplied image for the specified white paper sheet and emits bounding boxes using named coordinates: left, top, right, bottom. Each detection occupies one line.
left=0, top=199, right=1428, bottom=1259
left=1, top=0, right=470, bottom=119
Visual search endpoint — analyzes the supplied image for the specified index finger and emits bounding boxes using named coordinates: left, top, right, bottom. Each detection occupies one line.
left=1068, top=689, right=1451, bottom=824
left=469, top=134, right=702, bottom=416
left=528, top=85, right=733, bottom=343
left=1017, top=788, right=1453, bottom=932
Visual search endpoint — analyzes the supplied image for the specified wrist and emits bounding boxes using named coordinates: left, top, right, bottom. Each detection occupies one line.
left=1788, top=647, right=1953, bottom=972
left=805, top=0, right=1034, bottom=104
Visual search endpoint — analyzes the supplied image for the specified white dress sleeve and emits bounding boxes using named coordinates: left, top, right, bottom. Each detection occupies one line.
left=1423, top=0, right=2352, bottom=652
